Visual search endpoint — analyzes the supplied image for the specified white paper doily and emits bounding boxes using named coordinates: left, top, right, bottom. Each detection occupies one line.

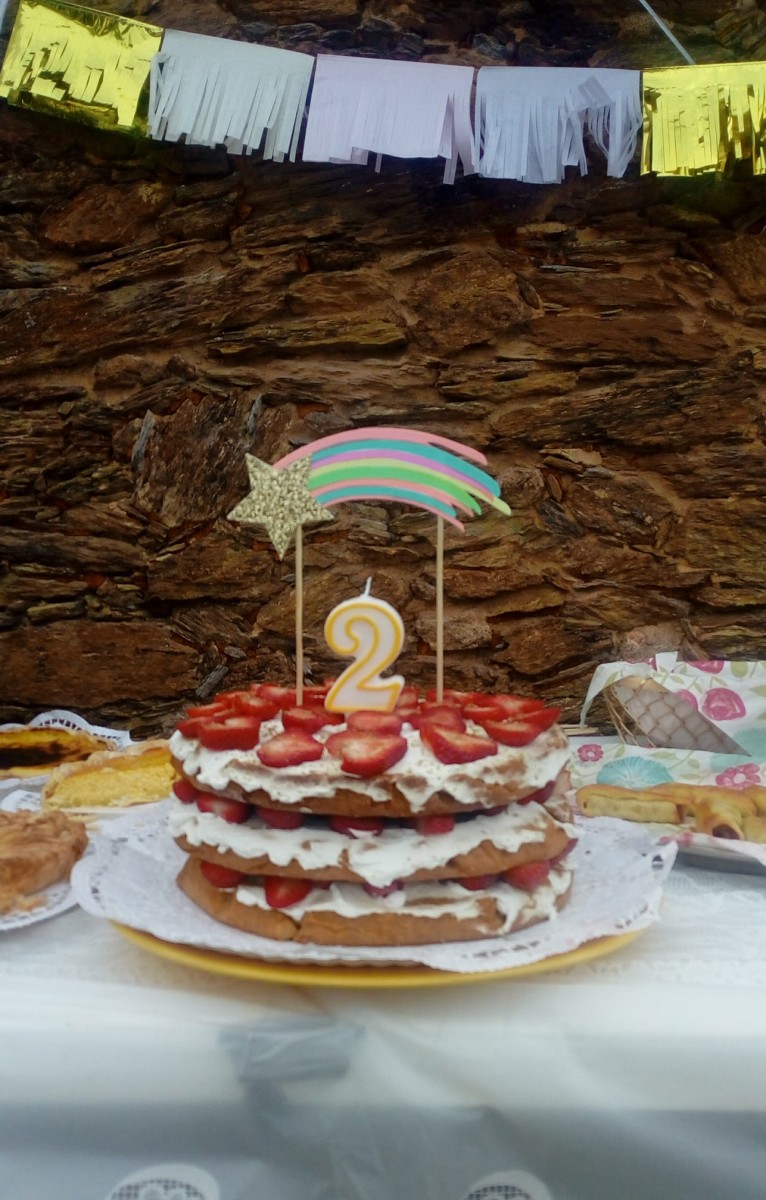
left=0, top=709, right=133, bottom=745
left=70, top=803, right=676, bottom=973
left=0, top=786, right=42, bottom=814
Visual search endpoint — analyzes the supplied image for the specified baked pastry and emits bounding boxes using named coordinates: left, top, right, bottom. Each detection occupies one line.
left=42, top=739, right=176, bottom=812
left=169, top=684, right=576, bottom=946
left=0, top=809, right=88, bottom=914
left=577, top=784, right=682, bottom=825
left=0, top=726, right=116, bottom=778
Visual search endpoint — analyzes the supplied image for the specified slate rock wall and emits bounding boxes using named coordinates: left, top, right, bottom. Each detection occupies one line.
left=2, top=0, right=766, bottom=735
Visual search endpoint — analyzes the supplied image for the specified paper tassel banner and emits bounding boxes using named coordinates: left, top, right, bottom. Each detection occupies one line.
left=0, top=0, right=162, bottom=134
left=5, top=0, right=766, bottom=188
left=642, top=63, right=766, bottom=176
left=302, top=54, right=475, bottom=184
left=149, top=31, right=313, bottom=161
left=475, top=66, right=642, bottom=183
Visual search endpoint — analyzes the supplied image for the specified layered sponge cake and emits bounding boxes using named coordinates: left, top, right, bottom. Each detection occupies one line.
left=169, top=684, right=576, bottom=947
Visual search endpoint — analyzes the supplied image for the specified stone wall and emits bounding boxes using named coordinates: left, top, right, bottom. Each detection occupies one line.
left=2, top=0, right=766, bottom=736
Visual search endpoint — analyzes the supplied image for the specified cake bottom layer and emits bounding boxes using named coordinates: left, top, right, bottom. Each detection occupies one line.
left=177, top=856, right=573, bottom=947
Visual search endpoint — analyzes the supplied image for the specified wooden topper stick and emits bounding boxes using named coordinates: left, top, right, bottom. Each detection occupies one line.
left=295, top=524, right=304, bottom=705
left=436, top=515, right=444, bottom=702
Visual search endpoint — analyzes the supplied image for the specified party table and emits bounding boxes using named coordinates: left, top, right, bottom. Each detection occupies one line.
left=2, top=854, right=766, bottom=1200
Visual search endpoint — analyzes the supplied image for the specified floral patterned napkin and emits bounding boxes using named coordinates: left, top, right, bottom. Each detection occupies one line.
left=569, top=734, right=764, bottom=792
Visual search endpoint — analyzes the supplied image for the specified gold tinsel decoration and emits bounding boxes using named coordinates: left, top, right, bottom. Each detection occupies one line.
left=0, top=0, right=163, bottom=135
left=642, top=62, right=766, bottom=177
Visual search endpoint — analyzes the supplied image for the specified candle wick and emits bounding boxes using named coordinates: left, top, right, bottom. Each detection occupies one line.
left=364, top=576, right=372, bottom=596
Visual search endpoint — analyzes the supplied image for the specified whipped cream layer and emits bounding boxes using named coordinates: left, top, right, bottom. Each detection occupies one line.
left=169, top=797, right=571, bottom=888
left=169, top=721, right=569, bottom=813
left=235, top=866, right=572, bottom=936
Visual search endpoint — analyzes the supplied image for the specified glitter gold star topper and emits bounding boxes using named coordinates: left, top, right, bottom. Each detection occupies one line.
left=227, top=454, right=335, bottom=560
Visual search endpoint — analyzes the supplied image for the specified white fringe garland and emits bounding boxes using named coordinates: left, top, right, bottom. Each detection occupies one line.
left=148, top=31, right=314, bottom=161
left=302, top=54, right=476, bottom=184
left=475, top=66, right=642, bottom=183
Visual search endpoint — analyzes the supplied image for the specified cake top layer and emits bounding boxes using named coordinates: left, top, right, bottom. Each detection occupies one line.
left=170, top=685, right=569, bottom=814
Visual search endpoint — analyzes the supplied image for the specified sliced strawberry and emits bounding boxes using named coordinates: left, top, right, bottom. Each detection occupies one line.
left=176, top=717, right=204, bottom=738
left=347, top=710, right=404, bottom=735
left=362, top=880, right=403, bottom=897
left=504, top=861, right=551, bottom=890
left=197, top=794, right=251, bottom=824
left=230, top=694, right=280, bottom=720
left=529, top=706, right=560, bottom=729
left=519, top=779, right=556, bottom=806
left=200, top=861, right=246, bottom=888
left=258, top=806, right=304, bottom=830
left=256, top=684, right=297, bottom=708
left=493, top=694, right=548, bottom=717
left=419, top=723, right=497, bottom=765
left=211, top=689, right=250, bottom=706
left=197, top=715, right=263, bottom=752
left=257, top=730, right=324, bottom=768
left=282, top=706, right=343, bottom=734
left=414, top=814, right=456, bottom=835
left=330, top=815, right=385, bottom=837
left=263, top=876, right=313, bottom=909
left=392, top=704, right=420, bottom=725
left=462, top=700, right=506, bottom=725
left=483, top=709, right=560, bottom=747
left=417, top=704, right=466, bottom=731
left=186, top=699, right=235, bottom=719
left=482, top=718, right=540, bottom=747
left=303, top=684, right=331, bottom=703
left=325, top=731, right=407, bottom=777
left=172, top=778, right=199, bottom=804
left=395, top=686, right=420, bottom=708
left=425, top=688, right=474, bottom=705
left=459, top=873, right=499, bottom=891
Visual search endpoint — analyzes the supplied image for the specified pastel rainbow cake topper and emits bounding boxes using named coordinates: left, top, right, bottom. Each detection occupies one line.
left=275, top=426, right=510, bottom=530
left=227, top=425, right=511, bottom=703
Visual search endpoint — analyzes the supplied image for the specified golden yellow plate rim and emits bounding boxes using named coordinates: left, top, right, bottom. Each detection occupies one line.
left=112, top=922, right=644, bottom=989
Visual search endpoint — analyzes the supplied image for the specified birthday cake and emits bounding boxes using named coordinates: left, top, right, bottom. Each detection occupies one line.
left=169, top=683, right=575, bottom=946
left=169, top=426, right=575, bottom=948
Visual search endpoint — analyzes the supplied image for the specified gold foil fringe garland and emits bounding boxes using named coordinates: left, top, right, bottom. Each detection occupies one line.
left=0, top=0, right=163, bottom=135
left=642, top=63, right=766, bottom=176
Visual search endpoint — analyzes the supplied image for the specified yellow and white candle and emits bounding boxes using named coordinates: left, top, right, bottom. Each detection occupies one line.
left=324, top=580, right=405, bottom=713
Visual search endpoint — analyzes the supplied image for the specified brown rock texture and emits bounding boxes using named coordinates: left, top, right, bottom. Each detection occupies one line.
left=2, top=1, right=766, bottom=736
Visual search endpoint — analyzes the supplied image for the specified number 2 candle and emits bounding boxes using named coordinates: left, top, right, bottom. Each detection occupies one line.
left=324, top=580, right=405, bottom=713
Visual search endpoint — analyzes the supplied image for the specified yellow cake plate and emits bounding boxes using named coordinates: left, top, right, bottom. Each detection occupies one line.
left=113, top=923, right=644, bottom=989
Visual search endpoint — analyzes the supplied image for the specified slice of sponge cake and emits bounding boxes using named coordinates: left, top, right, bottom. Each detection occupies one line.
left=42, top=739, right=176, bottom=813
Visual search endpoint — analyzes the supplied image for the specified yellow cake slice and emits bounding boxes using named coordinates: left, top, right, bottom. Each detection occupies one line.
left=42, top=739, right=177, bottom=812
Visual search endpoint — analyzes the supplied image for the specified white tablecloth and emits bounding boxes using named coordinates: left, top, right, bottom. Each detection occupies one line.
left=2, top=856, right=766, bottom=1200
